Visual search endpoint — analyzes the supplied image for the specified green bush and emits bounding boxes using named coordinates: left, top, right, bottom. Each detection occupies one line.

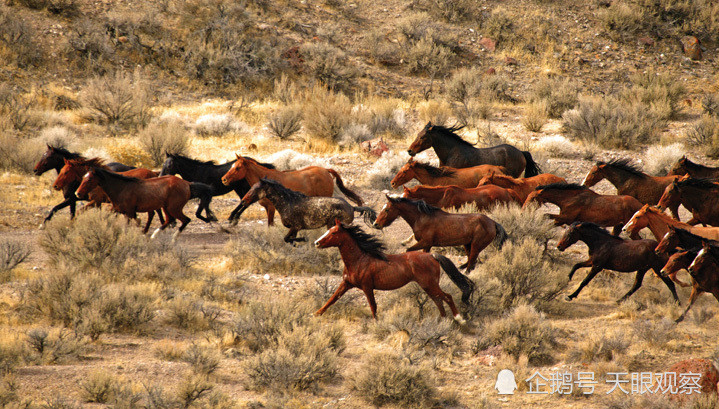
left=232, top=298, right=311, bottom=353
left=405, top=36, right=453, bottom=76
left=622, top=72, right=685, bottom=120
left=685, top=115, right=719, bottom=158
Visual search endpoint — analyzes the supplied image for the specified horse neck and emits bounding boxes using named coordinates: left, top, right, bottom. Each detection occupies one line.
left=263, top=189, right=293, bottom=213
left=539, top=190, right=582, bottom=207
left=601, top=168, right=639, bottom=189
left=577, top=229, right=616, bottom=250
left=334, top=236, right=371, bottom=269
left=96, top=174, right=132, bottom=201
left=396, top=204, right=425, bottom=227
left=429, top=134, right=459, bottom=165
left=243, top=161, right=276, bottom=184
left=679, top=186, right=714, bottom=210
left=647, top=211, right=686, bottom=238
left=411, top=168, right=438, bottom=185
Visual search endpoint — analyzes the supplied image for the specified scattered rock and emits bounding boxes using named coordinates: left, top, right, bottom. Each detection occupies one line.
left=246, top=143, right=258, bottom=151
left=360, top=137, right=388, bottom=157
left=666, top=359, right=719, bottom=401
left=479, top=38, right=496, bottom=52
left=282, top=46, right=304, bottom=71
left=680, top=36, right=702, bottom=60
left=505, top=56, right=518, bottom=66
left=475, top=345, right=502, bottom=366
left=485, top=67, right=496, bottom=75
left=638, top=36, right=655, bottom=47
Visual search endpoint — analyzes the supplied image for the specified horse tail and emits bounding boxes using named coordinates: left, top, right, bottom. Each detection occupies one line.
left=433, top=254, right=475, bottom=304
left=521, top=151, right=542, bottom=177
left=353, top=206, right=377, bottom=226
left=328, top=169, right=364, bottom=206
left=493, top=222, right=508, bottom=249
left=189, top=182, right=216, bottom=222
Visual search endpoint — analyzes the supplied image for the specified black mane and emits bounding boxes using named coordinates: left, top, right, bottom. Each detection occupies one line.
left=670, top=226, right=719, bottom=248
left=681, top=157, right=711, bottom=170
left=677, top=178, right=719, bottom=190
left=412, top=161, right=456, bottom=177
left=50, top=145, right=82, bottom=159
left=167, top=153, right=218, bottom=166
left=428, top=124, right=474, bottom=148
left=94, top=168, right=140, bottom=183
left=388, top=196, right=440, bottom=214
left=536, top=182, right=586, bottom=191
left=601, top=158, right=645, bottom=177
left=341, top=223, right=388, bottom=260
left=257, top=178, right=307, bottom=203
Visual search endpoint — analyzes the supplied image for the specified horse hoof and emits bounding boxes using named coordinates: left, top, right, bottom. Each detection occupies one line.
left=150, top=228, right=161, bottom=239
left=453, top=314, right=467, bottom=325
left=38, top=223, right=46, bottom=230
left=565, top=295, right=574, bottom=302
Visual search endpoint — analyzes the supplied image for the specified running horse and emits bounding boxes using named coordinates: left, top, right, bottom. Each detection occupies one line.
left=657, top=178, right=719, bottom=226
left=581, top=159, right=681, bottom=219
left=668, top=156, right=719, bottom=180
left=390, top=159, right=508, bottom=189
left=221, top=155, right=363, bottom=225
left=622, top=204, right=719, bottom=242
left=373, top=195, right=507, bottom=273
left=407, top=122, right=541, bottom=177
left=401, top=184, right=521, bottom=210
left=557, top=222, right=679, bottom=304
left=32, top=145, right=135, bottom=226
left=679, top=244, right=719, bottom=322
left=659, top=249, right=697, bottom=289
left=314, top=220, right=475, bottom=321
left=476, top=171, right=566, bottom=203
left=523, top=183, right=643, bottom=237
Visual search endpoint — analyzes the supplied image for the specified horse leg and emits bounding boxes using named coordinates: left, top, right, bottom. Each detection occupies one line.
left=266, top=204, right=276, bottom=226
left=156, top=210, right=165, bottom=225
left=151, top=209, right=175, bottom=239
left=652, top=266, right=680, bottom=304
left=617, top=269, right=648, bottom=303
left=568, top=259, right=593, bottom=280
left=406, top=240, right=433, bottom=252
left=668, top=203, right=681, bottom=221
left=401, top=234, right=416, bottom=247
left=458, top=245, right=472, bottom=269
left=686, top=216, right=701, bottom=226
left=42, top=196, right=76, bottom=227
left=676, top=285, right=702, bottom=323
left=361, top=287, right=378, bottom=319
left=142, top=211, right=155, bottom=234
left=669, top=272, right=692, bottom=288
left=567, top=266, right=603, bottom=301
left=315, top=280, right=352, bottom=316
left=283, top=228, right=301, bottom=244
left=465, top=234, right=494, bottom=273
left=611, top=225, right=622, bottom=236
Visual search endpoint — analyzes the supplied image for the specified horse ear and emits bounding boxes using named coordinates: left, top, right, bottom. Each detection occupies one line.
left=235, top=153, right=241, bottom=160
left=334, top=218, right=342, bottom=227
left=385, top=193, right=392, bottom=201
left=63, top=158, right=70, bottom=164
left=407, top=157, right=414, bottom=163
left=426, top=121, right=432, bottom=128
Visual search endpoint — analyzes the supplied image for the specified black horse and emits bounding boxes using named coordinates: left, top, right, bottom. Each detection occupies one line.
left=407, top=122, right=541, bottom=178
left=33, top=145, right=135, bottom=226
left=237, top=178, right=377, bottom=243
left=159, top=153, right=276, bottom=223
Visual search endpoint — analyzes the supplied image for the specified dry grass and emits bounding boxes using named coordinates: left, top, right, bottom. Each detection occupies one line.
left=302, top=87, right=352, bottom=143
left=685, top=115, right=719, bottom=158
left=139, top=119, right=191, bottom=166
left=643, top=143, right=685, bottom=176
left=529, top=77, right=578, bottom=119
left=81, top=70, right=151, bottom=132
left=0, top=239, right=30, bottom=275
left=266, top=104, right=303, bottom=140
left=522, top=102, right=548, bottom=133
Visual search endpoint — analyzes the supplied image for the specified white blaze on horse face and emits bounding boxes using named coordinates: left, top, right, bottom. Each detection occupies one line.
left=690, top=248, right=706, bottom=271
left=315, top=229, right=331, bottom=247
left=580, top=171, right=591, bottom=186
left=83, top=171, right=92, bottom=179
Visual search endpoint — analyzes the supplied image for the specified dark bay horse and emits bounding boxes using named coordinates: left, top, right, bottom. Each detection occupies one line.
left=407, top=122, right=541, bottom=177
left=401, top=184, right=521, bottom=210
left=581, top=159, right=681, bottom=219
left=524, top=183, right=643, bottom=237
left=390, top=159, right=508, bottom=189
left=655, top=225, right=719, bottom=255
left=622, top=205, right=719, bottom=242
left=680, top=244, right=719, bottom=322
left=76, top=168, right=214, bottom=237
left=33, top=145, right=135, bottom=226
left=557, top=222, right=679, bottom=304
left=476, top=171, right=566, bottom=203
left=373, top=195, right=507, bottom=273
left=314, top=220, right=475, bottom=321
left=237, top=179, right=376, bottom=243
left=221, top=155, right=363, bottom=225
left=159, top=153, right=276, bottom=223
left=668, top=156, right=719, bottom=180
left=657, top=178, right=719, bottom=226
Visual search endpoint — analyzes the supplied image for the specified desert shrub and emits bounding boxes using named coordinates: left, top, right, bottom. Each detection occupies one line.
left=338, top=123, right=373, bottom=148
left=690, top=306, right=715, bottom=325
left=352, top=351, right=436, bottom=407
left=416, top=0, right=478, bottom=22
left=483, top=304, right=557, bottom=365
left=357, top=98, right=408, bottom=137
left=622, top=72, right=685, bottom=120
left=81, top=71, right=152, bottom=132
left=106, top=140, right=154, bottom=168
left=372, top=307, right=458, bottom=349
left=182, top=344, right=221, bottom=376
left=485, top=203, right=556, bottom=247
left=476, top=123, right=506, bottom=147
left=0, top=332, right=25, bottom=375
left=267, top=105, right=302, bottom=140
left=405, top=36, right=453, bottom=76
left=643, top=143, right=684, bottom=176
left=600, top=2, right=644, bottom=39
left=530, top=77, right=579, bottom=118
left=361, top=29, right=403, bottom=66
left=165, top=294, right=220, bottom=332
left=39, top=126, right=76, bottom=146
left=535, top=135, right=578, bottom=158
left=562, top=95, right=664, bottom=149
left=244, top=325, right=341, bottom=392
left=363, top=150, right=410, bottom=189
left=416, top=99, right=452, bottom=126
left=261, top=149, right=326, bottom=170
left=0, top=133, right=46, bottom=173
left=299, top=43, right=357, bottom=93
left=86, top=284, right=156, bottom=337
left=194, top=113, right=246, bottom=137
left=0, top=240, right=30, bottom=274
left=522, top=102, right=548, bottom=133
left=81, top=371, right=118, bottom=403
left=177, top=375, right=214, bottom=408
left=632, top=318, right=677, bottom=348
left=225, top=224, right=342, bottom=276
left=271, top=74, right=300, bottom=104
left=66, top=17, right=114, bottom=68
left=445, top=68, right=492, bottom=127
left=481, top=8, right=515, bottom=44
left=567, top=331, right=630, bottom=363
left=685, top=115, right=719, bottom=158
left=139, top=120, right=190, bottom=166
left=302, top=87, right=352, bottom=143
left=0, top=9, right=43, bottom=67
left=702, top=93, right=719, bottom=117
left=232, top=298, right=311, bottom=353
left=24, top=328, right=85, bottom=364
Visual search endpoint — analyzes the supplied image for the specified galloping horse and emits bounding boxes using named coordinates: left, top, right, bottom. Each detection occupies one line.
left=238, top=179, right=376, bottom=243
left=668, top=156, right=719, bottom=180
left=622, top=204, right=719, bottom=242
left=77, top=168, right=214, bottom=237
left=314, top=220, right=475, bottom=321
left=658, top=178, right=719, bottom=226
left=33, top=145, right=135, bottom=226
left=390, top=159, right=508, bottom=189
left=373, top=195, right=507, bottom=273
left=680, top=244, right=719, bottom=322
left=401, top=184, right=521, bottom=210
left=476, top=171, right=566, bottom=203
left=659, top=249, right=698, bottom=288
left=407, top=122, right=541, bottom=177
left=524, top=183, right=643, bottom=237
left=581, top=159, right=681, bottom=219
left=221, top=155, right=363, bottom=225
left=557, top=222, right=679, bottom=304
left=160, top=153, right=276, bottom=223
left=655, top=225, right=719, bottom=255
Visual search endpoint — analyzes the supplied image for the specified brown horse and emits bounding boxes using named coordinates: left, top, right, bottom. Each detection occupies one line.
left=557, top=222, right=679, bottom=304
left=76, top=168, right=214, bottom=237
left=476, top=171, right=566, bottom=203
left=581, top=159, right=681, bottom=219
left=390, top=159, right=508, bottom=189
left=655, top=225, right=719, bottom=255
left=373, top=195, right=507, bottom=272
left=221, top=155, right=362, bottom=225
left=622, top=204, right=719, bottom=242
left=659, top=249, right=697, bottom=288
left=668, top=156, right=719, bottom=180
left=657, top=178, right=719, bottom=226
left=401, top=184, right=521, bottom=210
left=314, top=220, right=475, bottom=320
left=524, top=183, right=643, bottom=237
left=680, top=244, right=719, bottom=322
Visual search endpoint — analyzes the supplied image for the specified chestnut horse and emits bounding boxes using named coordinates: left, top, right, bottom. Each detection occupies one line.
left=581, top=159, right=681, bottom=219
left=659, top=249, right=697, bottom=288
left=390, top=159, right=508, bottom=189
left=373, top=195, right=507, bottom=273
left=658, top=178, right=719, bottom=226
left=622, top=204, right=719, bottom=242
left=77, top=168, right=214, bottom=238
left=314, top=220, right=475, bottom=320
left=401, top=184, right=521, bottom=210
left=524, top=183, right=643, bottom=237
left=668, top=156, right=719, bottom=180
left=680, top=244, right=719, bottom=322
left=476, top=171, right=566, bottom=203
left=407, top=122, right=541, bottom=177
left=221, top=155, right=363, bottom=225
left=557, top=222, right=679, bottom=304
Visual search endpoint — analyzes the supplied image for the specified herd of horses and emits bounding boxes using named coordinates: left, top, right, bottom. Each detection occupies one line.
left=29, top=122, right=719, bottom=323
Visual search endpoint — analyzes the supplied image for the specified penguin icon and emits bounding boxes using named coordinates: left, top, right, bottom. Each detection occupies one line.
left=495, top=369, right=517, bottom=395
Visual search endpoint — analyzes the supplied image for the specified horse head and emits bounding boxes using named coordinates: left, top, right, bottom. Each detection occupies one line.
left=314, top=219, right=345, bottom=248
left=581, top=162, right=606, bottom=187
left=407, top=122, right=433, bottom=156
left=222, top=154, right=248, bottom=185
left=390, top=160, right=416, bottom=189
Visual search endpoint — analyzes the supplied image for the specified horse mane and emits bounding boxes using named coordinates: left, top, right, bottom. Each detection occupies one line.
left=167, top=153, right=217, bottom=166
left=388, top=196, right=440, bottom=214
left=95, top=168, right=140, bottom=183
left=428, top=124, right=474, bottom=148
left=573, top=222, right=623, bottom=240
left=341, top=224, right=388, bottom=261
left=49, top=145, right=83, bottom=159
left=68, top=157, right=108, bottom=169
left=536, top=182, right=586, bottom=191
left=258, top=178, right=307, bottom=202
left=677, top=178, right=719, bottom=190
left=601, top=158, right=645, bottom=177
left=671, top=226, right=719, bottom=247
left=680, top=157, right=706, bottom=170
left=411, top=161, right=456, bottom=177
